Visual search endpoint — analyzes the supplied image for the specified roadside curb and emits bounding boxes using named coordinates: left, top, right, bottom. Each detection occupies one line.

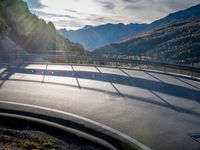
left=0, top=101, right=152, bottom=150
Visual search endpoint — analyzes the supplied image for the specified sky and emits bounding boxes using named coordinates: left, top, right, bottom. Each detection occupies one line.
left=23, top=0, right=200, bottom=30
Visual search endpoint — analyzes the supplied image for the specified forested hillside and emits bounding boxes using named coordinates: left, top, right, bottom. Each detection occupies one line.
left=0, top=0, right=85, bottom=57
left=94, top=4, right=200, bottom=63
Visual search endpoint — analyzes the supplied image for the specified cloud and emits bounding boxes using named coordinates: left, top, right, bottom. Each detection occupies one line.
left=96, top=0, right=115, bottom=10
left=159, top=0, right=200, bottom=11
left=83, top=13, right=120, bottom=24
left=31, top=10, right=78, bottom=19
left=51, top=13, right=121, bottom=29
left=64, top=9, right=78, bottom=14
left=23, top=0, right=46, bottom=9
left=25, top=0, right=200, bottom=30
left=102, top=1, right=115, bottom=10
left=122, top=0, right=140, bottom=3
left=64, top=9, right=83, bottom=15
left=54, top=20, right=84, bottom=29
left=125, top=5, right=143, bottom=10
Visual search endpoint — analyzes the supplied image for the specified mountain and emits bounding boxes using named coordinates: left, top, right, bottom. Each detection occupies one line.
left=59, top=4, right=200, bottom=52
left=0, top=0, right=86, bottom=62
left=59, top=23, right=148, bottom=51
left=94, top=4, right=200, bottom=63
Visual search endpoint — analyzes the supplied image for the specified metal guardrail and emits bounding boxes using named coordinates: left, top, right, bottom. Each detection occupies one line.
left=1, top=51, right=200, bottom=78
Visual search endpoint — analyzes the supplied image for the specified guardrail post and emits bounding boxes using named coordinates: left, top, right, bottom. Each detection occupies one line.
left=14, top=50, right=17, bottom=67
left=164, top=66, right=167, bottom=73
left=191, top=63, right=194, bottom=78
left=22, top=52, right=24, bottom=65
left=47, top=51, right=49, bottom=64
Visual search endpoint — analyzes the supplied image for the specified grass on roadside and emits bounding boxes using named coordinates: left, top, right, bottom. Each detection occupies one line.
left=0, top=134, right=56, bottom=149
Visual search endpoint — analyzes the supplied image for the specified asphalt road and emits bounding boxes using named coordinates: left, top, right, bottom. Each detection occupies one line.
left=0, top=64, right=200, bottom=150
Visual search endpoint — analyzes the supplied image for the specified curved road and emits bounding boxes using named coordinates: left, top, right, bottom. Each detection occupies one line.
left=0, top=64, right=200, bottom=150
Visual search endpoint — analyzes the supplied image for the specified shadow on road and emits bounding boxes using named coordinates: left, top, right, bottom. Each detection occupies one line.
left=1, top=66, right=200, bottom=118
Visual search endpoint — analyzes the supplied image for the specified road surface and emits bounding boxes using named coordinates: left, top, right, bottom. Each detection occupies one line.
left=0, top=64, right=200, bottom=150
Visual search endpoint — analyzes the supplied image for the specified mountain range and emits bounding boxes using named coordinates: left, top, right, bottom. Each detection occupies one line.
left=59, top=23, right=148, bottom=51
left=94, top=4, right=200, bottom=63
left=59, top=5, right=200, bottom=59
left=0, top=0, right=86, bottom=62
